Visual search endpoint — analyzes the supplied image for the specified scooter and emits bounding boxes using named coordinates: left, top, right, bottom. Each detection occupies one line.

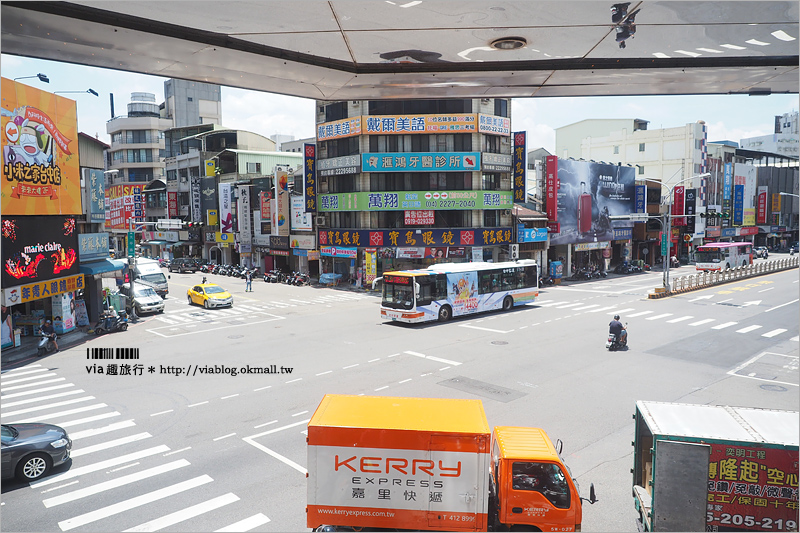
left=606, top=323, right=628, bottom=351
left=95, top=311, right=129, bottom=335
left=37, top=332, right=57, bottom=356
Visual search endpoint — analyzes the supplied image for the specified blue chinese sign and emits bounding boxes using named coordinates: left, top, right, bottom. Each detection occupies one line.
left=78, top=233, right=109, bottom=262
left=87, top=169, right=106, bottom=223
left=613, top=228, right=633, bottom=240
left=635, top=185, right=646, bottom=217
left=723, top=163, right=733, bottom=200
left=733, top=184, right=744, bottom=226
left=721, top=227, right=737, bottom=238
left=517, top=225, right=548, bottom=243
left=361, top=152, right=480, bottom=173
left=318, top=227, right=513, bottom=248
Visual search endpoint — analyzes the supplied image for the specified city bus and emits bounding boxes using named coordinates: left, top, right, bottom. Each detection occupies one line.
left=373, top=260, right=539, bottom=323
left=694, top=242, right=753, bottom=271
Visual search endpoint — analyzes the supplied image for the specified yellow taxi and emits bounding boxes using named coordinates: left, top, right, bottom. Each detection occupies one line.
left=187, top=283, right=234, bottom=309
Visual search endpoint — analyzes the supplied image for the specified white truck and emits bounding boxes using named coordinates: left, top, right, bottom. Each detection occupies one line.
left=132, top=258, right=169, bottom=298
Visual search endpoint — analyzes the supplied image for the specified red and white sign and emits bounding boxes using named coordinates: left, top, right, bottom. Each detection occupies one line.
left=260, top=191, right=271, bottom=220
left=405, top=210, right=435, bottom=225
left=546, top=155, right=558, bottom=222
left=756, top=186, right=768, bottom=224
left=167, top=191, right=178, bottom=218
left=396, top=247, right=425, bottom=259
left=672, top=186, right=685, bottom=226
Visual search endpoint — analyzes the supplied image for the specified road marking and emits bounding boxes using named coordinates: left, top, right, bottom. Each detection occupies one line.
left=688, top=295, right=714, bottom=302
left=150, top=409, right=174, bottom=417
left=43, top=459, right=190, bottom=508
left=762, top=328, right=788, bottom=338
left=57, top=475, right=213, bottom=531
left=375, top=386, right=389, bottom=391
left=220, top=394, right=239, bottom=400
left=214, top=513, right=271, bottom=532
left=253, top=386, right=272, bottom=392
left=316, top=371, right=332, bottom=376
left=292, top=410, right=309, bottom=417
left=736, top=325, right=763, bottom=333
left=12, top=403, right=108, bottom=424
left=163, top=447, right=191, bottom=456
left=243, top=420, right=311, bottom=475
left=1, top=367, right=49, bottom=379
left=765, top=299, right=799, bottom=313
left=403, top=351, right=462, bottom=366
left=758, top=287, right=775, bottom=292
left=537, top=301, right=568, bottom=307
left=607, top=308, right=635, bottom=315
left=554, top=302, right=583, bottom=308
left=147, top=314, right=286, bottom=338
left=70, top=420, right=137, bottom=440
left=791, top=336, right=799, bottom=342
left=289, top=299, right=311, bottom=304
left=399, top=378, right=412, bottom=384
left=213, top=433, right=236, bottom=441
left=368, top=358, right=380, bottom=362
left=458, top=324, right=513, bottom=333
left=587, top=306, right=618, bottom=313
left=285, top=378, right=302, bottom=384
left=71, top=433, right=152, bottom=458
left=1, top=378, right=66, bottom=392
left=714, top=298, right=733, bottom=305
left=712, top=322, right=738, bottom=329
left=31, top=445, right=171, bottom=488
left=123, top=493, right=240, bottom=532
left=1, top=383, right=75, bottom=400
left=254, top=420, right=277, bottom=429
left=3, top=389, right=86, bottom=408
left=55, top=411, right=121, bottom=428
left=689, top=319, right=716, bottom=326
left=188, top=401, right=209, bottom=407
left=646, top=313, right=674, bottom=320
left=728, top=352, right=799, bottom=386
left=571, top=304, right=600, bottom=311
left=626, top=311, right=654, bottom=317
left=667, top=316, right=694, bottom=323
left=41, top=481, right=80, bottom=493
left=343, top=364, right=359, bottom=369
left=1, top=373, right=57, bottom=386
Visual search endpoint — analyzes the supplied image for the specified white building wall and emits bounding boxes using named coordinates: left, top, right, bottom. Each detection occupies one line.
left=556, top=119, right=639, bottom=159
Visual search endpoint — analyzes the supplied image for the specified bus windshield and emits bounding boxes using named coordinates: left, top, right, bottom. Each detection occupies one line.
left=382, top=278, right=415, bottom=310
left=694, top=250, right=723, bottom=263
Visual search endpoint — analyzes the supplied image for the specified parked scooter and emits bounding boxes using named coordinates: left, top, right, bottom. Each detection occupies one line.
left=264, top=269, right=284, bottom=283
left=606, top=323, right=629, bottom=351
left=95, top=310, right=129, bottom=335
left=290, top=272, right=311, bottom=286
left=37, top=332, right=57, bottom=356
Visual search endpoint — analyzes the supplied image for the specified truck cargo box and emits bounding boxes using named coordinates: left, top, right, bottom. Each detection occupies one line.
left=307, top=395, right=491, bottom=531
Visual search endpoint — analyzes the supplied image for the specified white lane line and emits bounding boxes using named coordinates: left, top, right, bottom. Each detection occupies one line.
left=1, top=368, right=49, bottom=379
left=368, top=358, right=380, bottom=362
left=285, top=378, right=302, bottom=384
left=626, top=311, right=654, bottom=317
left=55, top=412, right=121, bottom=428
left=736, top=325, right=763, bottom=334
left=292, top=410, right=309, bottom=417
left=289, top=299, right=311, bottom=304
left=762, top=328, right=788, bottom=338
left=458, top=324, right=513, bottom=334
left=71, top=433, right=152, bottom=458
left=587, top=306, right=619, bottom=313
left=758, top=287, right=775, bottom=293
left=765, top=299, right=799, bottom=313
left=123, top=493, right=240, bottom=532
left=214, top=513, right=271, bottom=532
left=43, top=459, right=190, bottom=508
left=343, top=364, right=359, bottom=369
left=2, top=389, right=86, bottom=408
left=1, top=378, right=66, bottom=392
left=1, top=383, right=75, bottom=400
left=69, top=420, right=137, bottom=440
left=10, top=403, right=108, bottom=424
left=403, top=351, right=462, bottom=366
left=254, top=420, right=277, bottom=429
left=220, top=394, right=239, bottom=400
left=213, top=433, right=236, bottom=441
left=3, top=396, right=96, bottom=418
left=791, top=336, right=799, bottom=342
left=154, top=317, right=179, bottom=325
left=689, top=319, right=716, bottom=326
left=375, top=386, right=389, bottom=391
left=316, top=371, right=332, bottom=376
left=1, top=373, right=57, bottom=386
left=714, top=298, right=733, bottom=305
left=537, top=301, right=569, bottom=307
left=31, top=445, right=171, bottom=488
left=188, top=401, right=209, bottom=407
left=571, top=304, right=600, bottom=311
left=243, top=420, right=311, bottom=475
left=150, top=409, right=174, bottom=417
left=41, top=481, right=80, bottom=493
left=667, top=316, right=694, bottom=323
left=57, top=475, right=213, bottom=531
left=163, top=447, right=191, bottom=456
left=607, top=308, right=636, bottom=315
left=646, top=313, right=674, bottom=321
left=712, top=322, right=738, bottom=329
left=253, top=386, right=272, bottom=392
left=399, top=379, right=412, bottom=384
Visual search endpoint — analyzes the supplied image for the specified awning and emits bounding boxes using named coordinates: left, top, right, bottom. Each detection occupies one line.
left=79, top=258, right=128, bottom=276
left=144, top=240, right=167, bottom=246
left=173, top=241, right=200, bottom=246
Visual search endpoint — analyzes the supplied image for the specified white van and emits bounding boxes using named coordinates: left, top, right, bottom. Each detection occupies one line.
left=133, top=258, right=169, bottom=297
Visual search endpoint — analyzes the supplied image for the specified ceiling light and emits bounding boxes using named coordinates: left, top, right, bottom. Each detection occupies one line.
left=490, top=37, right=527, bottom=50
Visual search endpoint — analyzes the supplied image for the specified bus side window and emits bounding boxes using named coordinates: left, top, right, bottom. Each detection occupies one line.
left=435, top=275, right=447, bottom=300
left=525, top=266, right=538, bottom=287
left=417, top=282, right=433, bottom=306
left=479, top=272, right=492, bottom=294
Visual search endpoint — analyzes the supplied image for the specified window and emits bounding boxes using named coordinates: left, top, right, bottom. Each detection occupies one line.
left=638, top=165, right=644, bottom=175
left=494, top=99, right=509, bottom=118
left=485, top=135, right=500, bottom=154
left=478, top=269, right=503, bottom=294
left=484, top=210, right=499, bottom=226
left=638, top=143, right=646, bottom=152
left=246, top=162, right=261, bottom=174
left=482, top=173, right=501, bottom=190
left=325, top=102, right=348, bottom=122
left=188, top=97, right=193, bottom=102
left=613, top=145, right=619, bottom=154
left=511, top=462, right=570, bottom=509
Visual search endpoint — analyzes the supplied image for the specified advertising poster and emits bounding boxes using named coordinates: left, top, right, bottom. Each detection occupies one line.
left=512, top=131, right=526, bottom=203
left=201, top=176, right=217, bottom=219
left=304, top=143, right=316, bottom=213
left=405, top=210, right=435, bottom=225
left=218, top=183, right=233, bottom=233
left=364, top=249, right=377, bottom=285
left=549, top=159, right=634, bottom=246
left=260, top=191, right=271, bottom=221
left=734, top=162, right=757, bottom=209
left=733, top=184, right=745, bottom=226
left=52, top=291, right=75, bottom=334
left=273, top=169, right=290, bottom=237
left=2, top=216, right=80, bottom=288
left=757, top=186, right=768, bottom=224
left=204, top=159, right=216, bottom=177
left=2, top=308, right=13, bottom=348
left=105, top=184, right=144, bottom=230
left=685, top=188, right=696, bottom=233
left=85, top=168, right=106, bottom=223
left=771, top=193, right=782, bottom=214
left=2, top=78, right=80, bottom=215
left=291, top=196, right=313, bottom=231
left=447, top=272, right=478, bottom=316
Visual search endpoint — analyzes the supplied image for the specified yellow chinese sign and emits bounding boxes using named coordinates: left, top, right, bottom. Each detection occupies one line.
left=3, top=273, right=85, bottom=305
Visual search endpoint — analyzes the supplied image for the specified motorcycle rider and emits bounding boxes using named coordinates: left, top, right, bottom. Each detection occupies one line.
left=609, top=314, right=627, bottom=346
left=41, top=319, right=59, bottom=353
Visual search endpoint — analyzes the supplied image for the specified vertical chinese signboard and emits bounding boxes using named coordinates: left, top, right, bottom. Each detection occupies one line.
left=512, top=132, right=526, bottom=204
left=685, top=188, right=696, bottom=234
left=545, top=155, right=559, bottom=233
left=86, top=168, right=106, bottom=223
left=190, top=176, right=202, bottom=223
left=273, top=168, right=290, bottom=237
left=304, top=143, right=316, bottom=213
left=105, top=184, right=144, bottom=230
left=237, top=185, right=251, bottom=246
left=757, top=186, right=768, bottom=225
left=723, top=163, right=733, bottom=228
left=733, top=184, right=745, bottom=226
left=2, top=78, right=81, bottom=215
left=260, top=191, right=271, bottom=223
left=167, top=191, right=178, bottom=218
left=672, top=186, right=686, bottom=227
left=218, top=183, right=233, bottom=233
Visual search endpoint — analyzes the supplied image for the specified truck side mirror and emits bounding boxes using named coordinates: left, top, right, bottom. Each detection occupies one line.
left=589, top=483, right=597, bottom=504
left=556, top=438, right=563, bottom=455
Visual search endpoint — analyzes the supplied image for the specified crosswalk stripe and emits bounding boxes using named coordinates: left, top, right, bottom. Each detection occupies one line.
left=58, top=475, right=213, bottom=531
left=588, top=306, right=622, bottom=313
left=214, top=513, right=272, bottom=532
left=9, top=403, right=108, bottom=424
left=268, top=301, right=293, bottom=307
left=1, top=378, right=66, bottom=392
left=1, top=367, right=49, bottom=379
left=790, top=336, right=799, bottom=342
left=689, top=318, right=715, bottom=326
left=667, top=316, right=694, bottom=323
left=607, top=308, right=636, bottom=315
left=31, top=445, right=171, bottom=488
left=2, top=396, right=95, bottom=418
left=626, top=311, right=654, bottom=317
left=571, top=304, right=600, bottom=311
left=289, top=299, right=311, bottom=304
left=43, top=459, right=190, bottom=508
left=533, top=299, right=554, bottom=305
left=712, top=322, right=738, bottom=330
left=70, top=420, right=137, bottom=440
left=1, top=383, right=76, bottom=400
left=1, top=373, right=58, bottom=386
left=123, top=492, right=240, bottom=532
left=71, top=432, right=152, bottom=458
left=762, top=328, right=788, bottom=338
left=55, top=411, right=121, bottom=428
left=2, top=389, right=85, bottom=408
left=237, top=304, right=263, bottom=312
left=646, top=313, right=674, bottom=320
left=538, top=301, right=569, bottom=307
left=554, top=302, right=583, bottom=308
left=736, top=325, right=763, bottom=333
left=154, top=317, right=179, bottom=325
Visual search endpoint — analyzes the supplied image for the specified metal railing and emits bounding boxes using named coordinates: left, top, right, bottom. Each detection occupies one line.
left=668, top=257, right=799, bottom=293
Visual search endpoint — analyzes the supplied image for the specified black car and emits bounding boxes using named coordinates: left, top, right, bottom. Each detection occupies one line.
left=1, top=423, right=72, bottom=481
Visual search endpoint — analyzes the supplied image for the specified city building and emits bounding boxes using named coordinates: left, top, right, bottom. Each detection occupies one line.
left=163, top=78, right=221, bottom=128
left=739, top=111, right=799, bottom=160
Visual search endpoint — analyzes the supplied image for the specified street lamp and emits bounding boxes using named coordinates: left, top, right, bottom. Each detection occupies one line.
left=779, top=192, right=799, bottom=198
left=14, top=73, right=49, bottom=83
left=55, top=88, right=99, bottom=97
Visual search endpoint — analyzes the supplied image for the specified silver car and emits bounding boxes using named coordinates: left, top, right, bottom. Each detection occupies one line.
left=121, top=282, right=165, bottom=314
left=2, top=423, right=72, bottom=481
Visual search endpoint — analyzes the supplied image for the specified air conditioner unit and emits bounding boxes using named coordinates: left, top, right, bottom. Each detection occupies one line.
left=316, top=215, right=327, bottom=227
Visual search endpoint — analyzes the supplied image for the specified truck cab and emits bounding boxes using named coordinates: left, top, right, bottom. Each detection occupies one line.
left=490, top=426, right=589, bottom=532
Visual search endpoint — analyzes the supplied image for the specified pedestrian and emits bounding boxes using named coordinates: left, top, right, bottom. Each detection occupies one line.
left=245, top=269, right=252, bottom=292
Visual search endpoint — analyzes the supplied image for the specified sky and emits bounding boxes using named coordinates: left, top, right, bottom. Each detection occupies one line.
left=2, top=54, right=798, bottom=153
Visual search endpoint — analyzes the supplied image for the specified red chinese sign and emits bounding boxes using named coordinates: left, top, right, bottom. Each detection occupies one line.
left=757, top=186, right=768, bottom=224
left=168, top=191, right=178, bottom=218
left=672, top=186, right=686, bottom=227
left=405, top=210, right=434, bottom=225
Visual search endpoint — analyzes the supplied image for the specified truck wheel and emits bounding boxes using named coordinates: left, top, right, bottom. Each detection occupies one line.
left=503, top=296, right=514, bottom=311
left=438, top=305, right=452, bottom=322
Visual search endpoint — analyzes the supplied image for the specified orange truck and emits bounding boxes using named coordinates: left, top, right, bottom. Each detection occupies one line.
left=307, top=395, right=596, bottom=532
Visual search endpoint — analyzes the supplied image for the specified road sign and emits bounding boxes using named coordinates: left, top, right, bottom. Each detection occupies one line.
left=661, top=233, right=668, bottom=256
left=127, top=232, right=135, bottom=256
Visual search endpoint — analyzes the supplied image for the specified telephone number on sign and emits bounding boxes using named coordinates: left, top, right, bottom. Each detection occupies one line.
left=425, top=200, right=476, bottom=209
left=706, top=514, right=797, bottom=530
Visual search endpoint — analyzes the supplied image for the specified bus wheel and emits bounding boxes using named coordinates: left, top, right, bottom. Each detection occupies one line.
left=438, top=305, right=452, bottom=322
left=503, top=296, right=514, bottom=311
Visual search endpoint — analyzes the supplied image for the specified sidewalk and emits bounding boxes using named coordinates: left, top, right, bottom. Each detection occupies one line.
left=2, top=326, right=95, bottom=367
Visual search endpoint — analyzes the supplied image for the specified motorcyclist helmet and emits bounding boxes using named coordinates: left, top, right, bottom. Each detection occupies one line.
left=614, top=315, right=620, bottom=320
left=45, top=319, right=52, bottom=324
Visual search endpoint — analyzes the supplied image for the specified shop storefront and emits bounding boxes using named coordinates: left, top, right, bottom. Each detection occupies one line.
left=78, top=233, right=127, bottom=324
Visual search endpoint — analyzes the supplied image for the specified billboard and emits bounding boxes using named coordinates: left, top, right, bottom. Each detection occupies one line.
left=512, top=132, right=526, bottom=203
left=303, top=143, right=317, bottom=213
left=105, top=184, right=144, bottom=231
left=2, top=78, right=81, bottom=215
left=2, top=215, right=80, bottom=289
left=319, top=190, right=511, bottom=212
left=273, top=169, right=290, bottom=237
left=361, top=152, right=479, bottom=173
left=218, top=183, right=233, bottom=233
left=549, top=159, right=635, bottom=246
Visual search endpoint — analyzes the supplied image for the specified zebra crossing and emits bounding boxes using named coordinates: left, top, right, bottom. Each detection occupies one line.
left=525, top=299, right=797, bottom=340
left=0, top=365, right=271, bottom=532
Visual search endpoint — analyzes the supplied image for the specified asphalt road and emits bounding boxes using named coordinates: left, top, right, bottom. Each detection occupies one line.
left=2, top=265, right=798, bottom=532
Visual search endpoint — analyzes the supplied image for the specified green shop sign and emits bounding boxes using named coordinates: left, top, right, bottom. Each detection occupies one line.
left=318, top=190, right=512, bottom=212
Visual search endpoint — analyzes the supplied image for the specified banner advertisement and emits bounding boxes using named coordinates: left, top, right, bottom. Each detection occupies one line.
left=85, top=169, right=106, bottom=223
left=237, top=185, right=251, bottom=244
left=734, top=162, right=757, bottom=209
left=52, top=291, right=75, bottom=334
left=405, top=210, right=435, bottom=225
left=190, top=176, right=202, bottom=223
left=318, top=154, right=360, bottom=177
left=3, top=273, right=84, bottom=306
left=361, top=152, right=479, bottom=173
left=672, top=186, right=686, bottom=227
left=365, top=114, right=477, bottom=135
left=478, top=114, right=511, bottom=136
left=685, top=188, right=696, bottom=234
left=771, top=192, right=782, bottom=213
left=757, top=186, right=768, bottom=224
left=316, top=116, right=363, bottom=141
left=365, top=249, right=377, bottom=285
left=318, top=227, right=513, bottom=248
left=218, top=183, right=233, bottom=233
left=2, top=78, right=81, bottom=215
left=291, top=196, right=313, bottom=231
left=168, top=191, right=178, bottom=218
left=548, top=159, right=635, bottom=246
left=320, top=246, right=357, bottom=258
left=260, top=191, right=271, bottom=222
left=290, top=234, right=316, bottom=249
left=200, top=176, right=217, bottom=218
left=78, top=233, right=109, bottom=262
left=546, top=155, right=558, bottom=222
left=733, top=184, right=744, bottom=226
left=482, top=152, right=512, bottom=172
left=512, top=132, right=526, bottom=204
left=743, top=208, right=756, bottom=227
left=635, top=184, right=646, bottom=215
left=723, top=163, right=733, bottom=227
left=517, top=226, right=548, bottom=243
left=204, top=159, right=216, bottom=177
left=397, top=247, right=425, bottom=259
left=105, top=184, right=144, bottom=230
left=273, top=169, right=290, bottom=237
left=269, top=235, right=289, bottom=250
left=319, top=189, right=511, bottom=212
left=304, top=143, right=316, bottom=213
left=215, top=232, right=234, bottom=243
left=2, top=216, right=80, bottom=289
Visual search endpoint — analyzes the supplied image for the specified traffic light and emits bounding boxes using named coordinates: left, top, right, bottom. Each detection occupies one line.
left=720, top=211, right=731, bottom=219
left=183, top=221, right=201, bottom=228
